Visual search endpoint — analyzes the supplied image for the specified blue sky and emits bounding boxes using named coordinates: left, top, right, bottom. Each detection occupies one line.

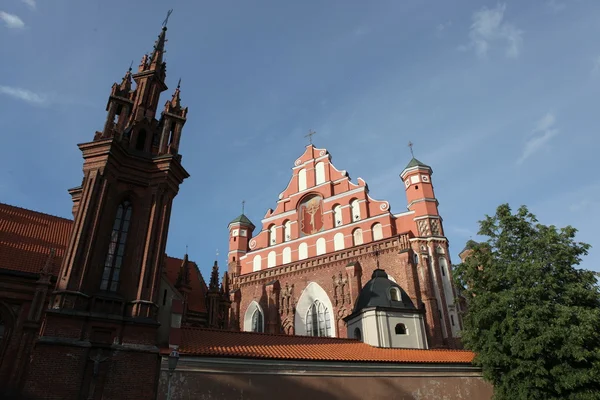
left=1, top=0, right=599, bottom=280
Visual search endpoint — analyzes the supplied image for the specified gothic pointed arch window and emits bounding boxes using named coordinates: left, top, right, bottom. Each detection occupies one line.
left=101, top=200, right=132, bottom=292
left=306, top=300, right=331, bottom=337
left=252, top=308, right=264, bottom=333
left=244, top=301, right=264, bottom=333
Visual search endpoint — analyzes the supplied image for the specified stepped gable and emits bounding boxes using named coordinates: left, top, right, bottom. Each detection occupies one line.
left=246, top=144, right=393, bottom=255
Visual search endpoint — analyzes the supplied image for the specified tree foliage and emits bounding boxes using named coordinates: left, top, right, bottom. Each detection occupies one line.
left=454, top=204, right=600, bottom=400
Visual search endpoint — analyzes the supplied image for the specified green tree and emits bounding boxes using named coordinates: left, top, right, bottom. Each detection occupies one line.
left=454, top=204, right=600, bottom=400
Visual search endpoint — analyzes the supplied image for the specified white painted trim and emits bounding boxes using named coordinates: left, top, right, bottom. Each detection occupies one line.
left=291, top=154, right=330, bottom=170
left=323, top=187, right=365, bottom=204
left=400, top=165, right=433, bottom=180
left=413, top=215, right=441, bottom=221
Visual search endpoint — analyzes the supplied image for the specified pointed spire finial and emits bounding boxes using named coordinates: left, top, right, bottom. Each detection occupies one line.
left=129, top=60, right=133, bottom=72
left=241, top=200, right=245, bottom=214
left=177, top=78, right=181, bottom=89
left=185, top=244, right=188, bottom=254
left=408, top=141, right=414, bottom=158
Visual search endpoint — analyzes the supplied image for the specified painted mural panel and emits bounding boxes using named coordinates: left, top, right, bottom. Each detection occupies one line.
left=299, top=195, right=324, bottom=236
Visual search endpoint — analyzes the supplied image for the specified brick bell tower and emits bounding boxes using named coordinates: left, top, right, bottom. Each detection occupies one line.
left=23, top=20, right=189, bottom=400
left=400, top=153, right=461, bottom=348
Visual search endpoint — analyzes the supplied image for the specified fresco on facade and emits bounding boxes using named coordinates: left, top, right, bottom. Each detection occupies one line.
left=299, top=195, right=324, bottom=236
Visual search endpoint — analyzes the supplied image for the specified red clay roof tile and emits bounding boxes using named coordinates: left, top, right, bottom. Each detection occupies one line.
left=179, top=327, right=475, bottom=364
left=0, top=202, right=72, bottom=275
left=0, top=203, right=208, bottom=315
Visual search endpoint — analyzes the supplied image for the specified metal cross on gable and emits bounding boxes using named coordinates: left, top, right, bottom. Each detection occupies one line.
left=305, top=129, right=316, bottom=145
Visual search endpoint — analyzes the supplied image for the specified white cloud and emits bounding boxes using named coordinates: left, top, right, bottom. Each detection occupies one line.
left=0, top=11, right=25, bottom=29
left=0, top=85, right=48, bottom=105
left=517, top=113, right=559, bottom=164
left=21, top=0, right=36, bottom=11
left=463, top=3, right=523, bottom=58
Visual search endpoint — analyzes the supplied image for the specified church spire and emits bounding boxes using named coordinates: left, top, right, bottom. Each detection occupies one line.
left=149, top=26, right=167, bottom=72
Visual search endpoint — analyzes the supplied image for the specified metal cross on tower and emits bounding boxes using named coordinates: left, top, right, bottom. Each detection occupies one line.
left=162, top=9, right=173, bottom=27
left=241, top=200, right=245, bottom=214
left=305, top=129, right=316, bottom=145
left=408, top=141, right=415, bottom=158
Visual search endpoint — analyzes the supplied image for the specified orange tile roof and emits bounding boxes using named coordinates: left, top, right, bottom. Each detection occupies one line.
left=164, top=256, right=208, bottom=314
left=179, top=328, right=475, bottom=364
left=0, top=202, right=72, bottom=275
left=0, top=203, right=208, bottom=316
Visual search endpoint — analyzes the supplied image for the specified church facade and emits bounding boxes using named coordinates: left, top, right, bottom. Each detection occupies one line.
left=227, top=145, right=463, bottom=348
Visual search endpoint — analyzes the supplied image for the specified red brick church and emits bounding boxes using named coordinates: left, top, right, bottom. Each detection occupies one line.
left=0, top=21, right=492, bottom=400
left=226, top=143, right=462, bottom=348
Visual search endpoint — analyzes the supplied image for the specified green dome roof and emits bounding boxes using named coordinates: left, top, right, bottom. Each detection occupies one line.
left=228, top=213, right=254, bottom=227
left=404, top=157, right=430, bottom=170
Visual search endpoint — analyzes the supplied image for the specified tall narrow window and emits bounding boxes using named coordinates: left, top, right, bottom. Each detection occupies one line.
left=284, top=221, right=292, bottom=241
left=316, top=237, right=326, bottom=256
left=269, top=225, right=277, bottom=246
left=439, top=257, right=448, bottom=276
left=298, top=169, right=307, bottom=191
left=135, top=129, right=147, bottom=151
left=252, top=309, right=264, bottom=332
left=354, top=327, right=362, bottom=340
left=306, top=300, right=331, bottom=337
left=334, top=232, right=345, bottom=251
left=372, top=223, right=383, bottom=241
left=268, top=251, right=276, bottom=268
left=352, top=228, right=363, bottom=246
left=350, top=200, right=361, bottom=222
left=333, top=205, right=343, bottom=227
left=101, top=201, right=132, bottom=292
left=282, top=247, right=292, bottom=264
left=298, top=242, right=308, bottom=260
left=253, top=255, right=262, bottom=272
left=315, top=162, right=325, bottom=185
